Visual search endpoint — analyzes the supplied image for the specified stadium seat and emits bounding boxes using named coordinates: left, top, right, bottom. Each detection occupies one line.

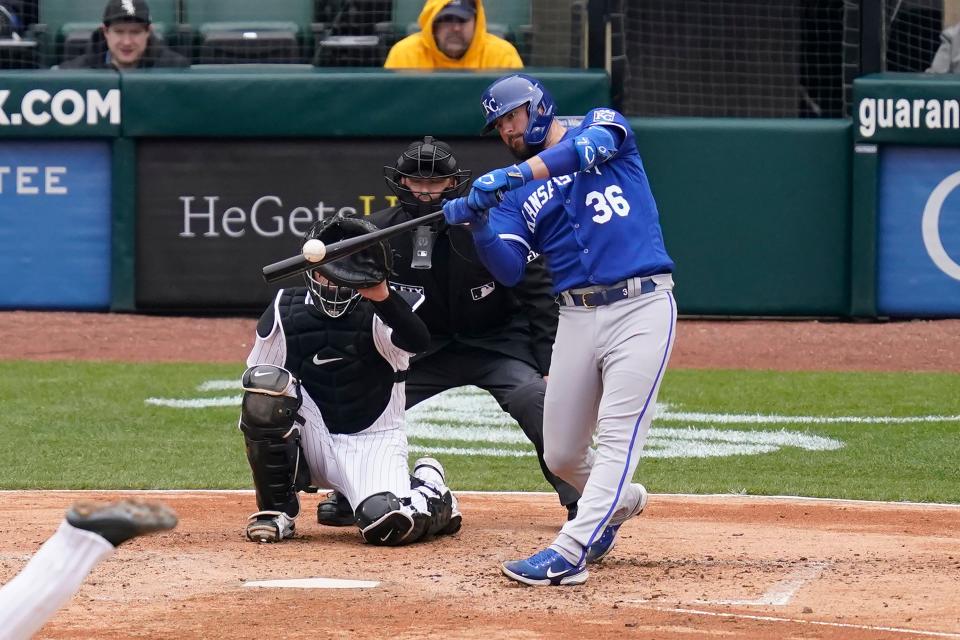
left=34, top=0, right=177, bottom=66
left=182, top=0, right=314, bottom=64
left=312, top=33, right=384, bottom=66
left=0, top=37, right=39, bottom=69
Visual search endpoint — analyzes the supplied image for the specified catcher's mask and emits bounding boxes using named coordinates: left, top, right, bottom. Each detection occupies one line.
left=302, top=216, right=393, bottom=319
left=384, top=136, right=471, bottom=218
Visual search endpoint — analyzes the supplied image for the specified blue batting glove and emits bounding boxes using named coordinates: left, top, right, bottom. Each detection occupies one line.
left=442, top=197, right=485, bottom=226
left=468, top=164, right=531, bottom=210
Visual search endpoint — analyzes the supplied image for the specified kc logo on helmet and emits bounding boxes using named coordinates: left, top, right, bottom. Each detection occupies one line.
left=482, top=97, right=500, bottom=116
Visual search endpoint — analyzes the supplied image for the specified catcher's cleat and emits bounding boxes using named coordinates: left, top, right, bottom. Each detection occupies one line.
left=246, top=510, right=296, bottom=543
left=413, top=458, right=461, bottom=536
left=440, top=491, right=462, bottom=536
left=316, top=491, right=356, bottom=527
left=66, top=499, right=178, bottom=547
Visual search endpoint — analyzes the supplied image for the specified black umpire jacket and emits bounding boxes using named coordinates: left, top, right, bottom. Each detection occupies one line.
left=370, top=206, right=558, bottom=375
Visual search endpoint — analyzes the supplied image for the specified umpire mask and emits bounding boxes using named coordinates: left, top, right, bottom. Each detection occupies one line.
left=384, top=136, right=471, bottom=219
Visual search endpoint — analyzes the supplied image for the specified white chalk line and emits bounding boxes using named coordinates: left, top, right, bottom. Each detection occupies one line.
left=1, top=489, right=956, bottom=509
left=144, top=393, right=960, bottom=425
left=243, top=578, right=378, bottom=589
left=695, top=561, right=830, bottom=606
left=653, top=606, right=960, bottom=638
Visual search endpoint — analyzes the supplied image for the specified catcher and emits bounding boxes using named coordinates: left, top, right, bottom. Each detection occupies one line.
left=240, top=215, right=462, bottom=546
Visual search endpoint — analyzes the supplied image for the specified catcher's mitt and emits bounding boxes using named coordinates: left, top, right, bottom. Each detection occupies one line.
left=306, top=216, right=393, bottom=289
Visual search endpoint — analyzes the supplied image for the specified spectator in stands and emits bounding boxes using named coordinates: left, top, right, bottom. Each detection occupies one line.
left=60, top=0, right=187, bottom=70
left=384, top=0, right=521, bottom=69
left=928, top=21, right=960, bottom=73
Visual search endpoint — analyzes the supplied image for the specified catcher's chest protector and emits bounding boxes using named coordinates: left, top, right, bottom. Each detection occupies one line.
left=278, top=290, right=397, bottom=434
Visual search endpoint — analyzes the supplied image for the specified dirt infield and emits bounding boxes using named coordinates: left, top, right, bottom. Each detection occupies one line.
left=2, top=311, right=960, bottom=371
left=1, top=312, right=959, bottom=639
left=1, top=491, right=957, bottom=640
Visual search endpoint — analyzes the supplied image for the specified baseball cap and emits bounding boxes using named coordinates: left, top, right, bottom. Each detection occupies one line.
left=102, top=0, right=151, bottom=26
left=435, top=0, right=476, bottom=22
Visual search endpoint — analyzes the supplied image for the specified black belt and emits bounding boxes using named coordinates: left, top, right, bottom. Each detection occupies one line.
left=560, top=278, right=658, bottom=308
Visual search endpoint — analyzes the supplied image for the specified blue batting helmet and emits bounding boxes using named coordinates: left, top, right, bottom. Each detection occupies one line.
left=480, top=73, right=556, bottom=147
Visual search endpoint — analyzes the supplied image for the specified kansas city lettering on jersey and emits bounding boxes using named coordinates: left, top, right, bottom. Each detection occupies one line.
left=520, top=174, right=574, bottom=230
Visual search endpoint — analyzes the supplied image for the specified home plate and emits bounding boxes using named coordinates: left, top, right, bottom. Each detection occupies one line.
left=244, top=578, right=380, bottom=589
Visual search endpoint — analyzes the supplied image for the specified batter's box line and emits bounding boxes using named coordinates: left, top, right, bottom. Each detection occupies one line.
left=693, top=560, right=830, bottom=606
left=649, top=606, right=960, bottom=639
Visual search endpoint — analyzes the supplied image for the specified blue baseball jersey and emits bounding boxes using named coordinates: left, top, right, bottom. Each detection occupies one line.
left=489, top=108, right=674, bottom=293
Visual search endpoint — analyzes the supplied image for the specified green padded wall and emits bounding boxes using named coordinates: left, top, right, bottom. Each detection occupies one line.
left=633, top=118, right=852, bottom=316
left=120, top=68, right=610, bottom=137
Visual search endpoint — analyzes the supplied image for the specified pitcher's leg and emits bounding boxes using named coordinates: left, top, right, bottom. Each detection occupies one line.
left=0, top=521, right=113, bottom=639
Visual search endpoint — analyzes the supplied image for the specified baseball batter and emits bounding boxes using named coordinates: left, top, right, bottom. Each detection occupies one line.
left=444, top=73, right=676, bottom=585
left=241, top=216, right=461, bottom=546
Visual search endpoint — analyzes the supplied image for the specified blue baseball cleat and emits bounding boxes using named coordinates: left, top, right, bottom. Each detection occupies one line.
left=501, top=548, right=588, bottom=586
left=585, top=483, right=649, bottom=564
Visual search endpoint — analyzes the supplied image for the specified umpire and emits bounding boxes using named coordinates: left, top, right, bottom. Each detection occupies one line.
left=316, top=136, right=580, bottom=525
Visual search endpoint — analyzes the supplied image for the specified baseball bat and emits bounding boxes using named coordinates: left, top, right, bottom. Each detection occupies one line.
left=262, top=211, right=445, bottom=283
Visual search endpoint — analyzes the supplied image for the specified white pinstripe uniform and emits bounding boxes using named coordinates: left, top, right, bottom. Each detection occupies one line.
left=0, top=522, right=114, bottom=640
left=246, top=290, right=438, bottom=517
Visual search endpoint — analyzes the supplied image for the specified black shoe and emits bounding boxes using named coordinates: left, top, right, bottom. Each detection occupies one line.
left=566, top=502, right=579, bottom=521
left=317, top=491, right=356, bottom=527
left=67, top=500, right=178, bottom=547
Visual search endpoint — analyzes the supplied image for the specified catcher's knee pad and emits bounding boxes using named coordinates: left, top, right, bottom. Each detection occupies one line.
left=240, top=365, right=310, bottom=516
left=356, top=492, right=424, bottom=546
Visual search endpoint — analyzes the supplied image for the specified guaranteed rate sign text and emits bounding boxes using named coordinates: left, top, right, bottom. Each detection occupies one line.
left=858, top=97, right=960, bottom=139
left=0, top=89, right=120, bottom=128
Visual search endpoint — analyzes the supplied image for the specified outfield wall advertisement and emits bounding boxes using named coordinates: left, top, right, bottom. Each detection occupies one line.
left=135, top=138, right=507, bottom=310
left=0, top=140, right=112, bottom=309
left=877, top=146, right=960, bottom=316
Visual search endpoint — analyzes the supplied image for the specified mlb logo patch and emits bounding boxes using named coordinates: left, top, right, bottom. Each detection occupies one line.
left=593, top=109, right=615, bottom=123
left=471, top=281, right=496, bottom=301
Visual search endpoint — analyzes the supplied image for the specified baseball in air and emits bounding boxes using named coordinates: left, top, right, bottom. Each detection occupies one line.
left=302, top=239, right=327, bottom=263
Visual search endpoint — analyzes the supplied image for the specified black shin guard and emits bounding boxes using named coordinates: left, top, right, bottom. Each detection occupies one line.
left=240, top=365, right=308, bottom=518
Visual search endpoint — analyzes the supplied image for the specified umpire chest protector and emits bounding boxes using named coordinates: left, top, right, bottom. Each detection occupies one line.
left=277, top=289, right=399, bottom=435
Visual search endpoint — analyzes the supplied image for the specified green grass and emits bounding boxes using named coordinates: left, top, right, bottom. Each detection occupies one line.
left=1, top=362, right=958, bottom=503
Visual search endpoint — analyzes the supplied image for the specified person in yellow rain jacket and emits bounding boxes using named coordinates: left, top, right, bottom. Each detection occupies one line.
left=384, top=0, right=522, bottom=70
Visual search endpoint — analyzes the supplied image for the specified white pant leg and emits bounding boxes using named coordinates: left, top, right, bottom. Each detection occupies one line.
left=328, top=428, right=414, bottom=511
left=552, top=291, right=677, bottom=563
left=0, top=521, right=114, bottom=640
left=542, top=307, right=603, bottom=493
left=296, top=389, right=415, bottom=512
